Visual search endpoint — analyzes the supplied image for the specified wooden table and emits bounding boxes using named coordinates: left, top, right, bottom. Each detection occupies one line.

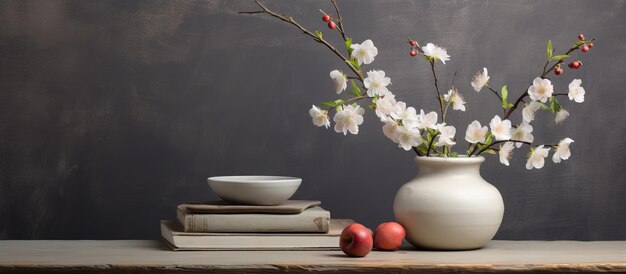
left=1, top=240, right=625, bottom=273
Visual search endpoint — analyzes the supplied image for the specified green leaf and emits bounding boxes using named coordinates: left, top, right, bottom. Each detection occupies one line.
left=416, top=143, right=429, bottom=155
left=347, top=58, right=361, bottom=71
left=484, top=132, right=493, bottom=145
left=483, top=149, right=497, bottom=155
left=320, top=101, right=336, bottom=108
left=349, top=80, right=363, bottom=97
left=547, top=40, right=553, bottom=60
left=315, top=30, right=323, bottom=40
left=501, top=85, right=508, bottom=109
left=367, top=104, right=376, bottom=109
left=538, top=102, right=550, bottom=110
left=320, top=99, right=345, bottom=108
left=345, top=37, right=353, bottom=54
left=506, top=103, right=514, bottom=108
left=574, top=40, right=586, bottom=47
left=549, top=97, right=561, bottom=113
left=450, top=152, right=459, bottom=157
left=550, top=55, right=569, bottom=61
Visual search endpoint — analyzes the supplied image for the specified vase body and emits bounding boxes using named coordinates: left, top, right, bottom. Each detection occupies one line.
left=393, top=156, right=504, bottom=250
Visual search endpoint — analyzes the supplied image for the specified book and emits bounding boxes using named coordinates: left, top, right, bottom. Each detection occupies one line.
left=178, top=200, right=321, bottom=214
left=160, top=219, right=354, bottom=251
left=176, top=206, right=330, bottom=233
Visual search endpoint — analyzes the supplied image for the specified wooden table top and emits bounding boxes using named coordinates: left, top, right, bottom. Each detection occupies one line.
left=1, top=240, right=625, bottom=273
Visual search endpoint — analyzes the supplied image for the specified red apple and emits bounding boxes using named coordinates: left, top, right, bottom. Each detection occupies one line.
left=340, top=223, right=373, bottom=257
left=374, top=222, right=406, bottom=251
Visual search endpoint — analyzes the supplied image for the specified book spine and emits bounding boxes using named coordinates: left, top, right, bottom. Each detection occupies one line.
left=177, top=209, right=330, bottom=233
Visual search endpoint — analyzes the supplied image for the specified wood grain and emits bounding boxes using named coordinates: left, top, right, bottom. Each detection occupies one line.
left=1, top=240, right=626, bottom=273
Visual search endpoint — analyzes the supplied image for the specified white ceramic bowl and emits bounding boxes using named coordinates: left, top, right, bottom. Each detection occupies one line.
left=207, top=176, right=301, bottom=205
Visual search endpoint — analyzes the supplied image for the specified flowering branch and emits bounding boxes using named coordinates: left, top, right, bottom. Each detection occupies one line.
left=245, top=2, right=591, bottom=169
left=475, top=139, right=532, bottom=156
left=541, top=38, right=595, bottom=77
left=503, top=38, right=595, bottom=120
left=240, top=0, right=364, bottom=81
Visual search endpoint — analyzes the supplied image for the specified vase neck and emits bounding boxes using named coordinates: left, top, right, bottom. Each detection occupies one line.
left=415, top=156, right=484, bottom=176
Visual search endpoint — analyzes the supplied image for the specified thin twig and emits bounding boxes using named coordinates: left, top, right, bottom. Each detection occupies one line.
left=429, top=61, right=445, bottom=123
left=330, top=0, right=348, bottom=43
left=486, top=85, right=503, bottom=101
left=441, top=71, right=459, bottom=122
left=451, top=71, right=458, bottom=87
left=468, top=142, right=481, bottom=156
left=240, top=0, right=363, bottom=81
left=475, top=139, right=532, bottom=156
left=442, top=88, right=455, bottom=122
left=426, top=132, right=440, bottom=157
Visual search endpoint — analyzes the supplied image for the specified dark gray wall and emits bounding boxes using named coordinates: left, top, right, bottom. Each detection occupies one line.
left=0, top=0, right=625, bottom=240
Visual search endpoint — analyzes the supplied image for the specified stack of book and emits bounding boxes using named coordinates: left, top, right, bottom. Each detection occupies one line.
left=160, top=200, right=353, bottom=250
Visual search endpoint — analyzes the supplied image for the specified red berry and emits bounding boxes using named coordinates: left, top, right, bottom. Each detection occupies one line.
left=554, top=68, right=563, bottom=75
left=409, top=40, right=417, bottom=46
left=588, top=42, right=594, bottom=48
left=409, top=50, right=417, bottom=57
left=581, top=45, right=590, bottom=52
left=578, top=34, right=585, bottom=41
left=328, top=21, right=336, bottom=29
left=571, top=61, right=581, bottom=69
left=322, top=15, right=331, bottom=22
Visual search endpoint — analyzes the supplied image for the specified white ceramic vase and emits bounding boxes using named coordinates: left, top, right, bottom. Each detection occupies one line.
left=393, top=156, right=504, bottom=250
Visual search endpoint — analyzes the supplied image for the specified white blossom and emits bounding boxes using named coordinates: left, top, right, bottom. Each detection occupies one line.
left=382, top=120, right=401, bottom=143
left=471, top=67, right=489, bottom=92
left=568, top=79, right=585, bottom=103
left=364, top=70, right=391, bottom=97
left=444, top=89, right=466, bottom=111
left=555, top=108, right=570, bottom=124
left=435, top=123, right=456, bottom=146
left=350, top=39, right=378, bottom=65
left=522, top=101, right=543, bottom=123
left=329, top=70, right=348, bottom=94
left=527, top=77, right=554, bottom=103
left=489, top=115, right=512, bottom=141
left=397, top=126, right=422, bottom=151
left=526, top=145, right=550, bottom=170
left=390, top=102, right=419, bottom=128
left=511, top=122, right=534, bottom=148
left=465, top=120, right=488, bottom=144
left=333, top=104, right=364, bottom=135
left=422, top=43, right=450, bottom=64
left=375, top=92, right=399, bottom=121
left=309, top=105, right=330, bottom=128
left=499, top=141, right=515, bottom=166
left=416, top=109, right=438, bottom=130
left=552, top=138, right=574, bottom=163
